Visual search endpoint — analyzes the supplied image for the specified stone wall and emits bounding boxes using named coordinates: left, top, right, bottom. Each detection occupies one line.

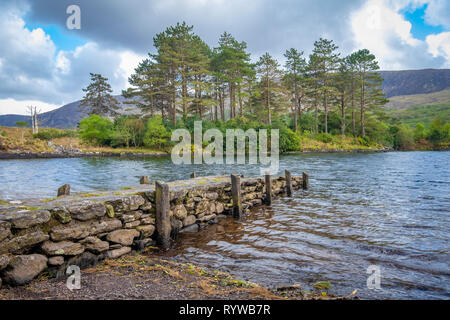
left=0, top=175, right=303, bottom=287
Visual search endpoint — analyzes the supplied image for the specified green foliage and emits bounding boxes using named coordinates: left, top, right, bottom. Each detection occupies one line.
left=143, top=115, right=170, bottom=149
left=33, top=128, right=77, bottom=140
left=79, top=115, right=114, bottom=146
left=413, top=123, right=426, bottom=141
left=80, top=73, right=119, bottom=116
left=15, top=121, right=29, bottom=128
left=427, top=117, right=449, bottom=143
left=387, top=103, right=450, bottom=127
left=316, top=132, right=334, bottom=143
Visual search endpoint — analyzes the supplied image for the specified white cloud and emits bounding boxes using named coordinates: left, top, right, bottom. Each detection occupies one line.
left=350, top=0, right=449, bottom=70
left=0, top=3, right=144, bottom=115
left=0, top=99, right=60, bottom=115
left=426, top=32, right=450, bottom=66
left=424, top=0, right=450, bottom=28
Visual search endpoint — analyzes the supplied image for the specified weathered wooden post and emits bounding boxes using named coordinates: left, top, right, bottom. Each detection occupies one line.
left=265, top=174, right=272, bottom=205
left=57, top=184, right=70, bottom=197
left=302, top=172, right=309, bottom=190
left=155, top=181, right=171, bottom=249
left=285, top=170, right=292, bottom=197
left=140, top=176, right=149, bottom=184
left=231, top=174, right=242, bottom=218
left=190, top=172, right=196, bottom=179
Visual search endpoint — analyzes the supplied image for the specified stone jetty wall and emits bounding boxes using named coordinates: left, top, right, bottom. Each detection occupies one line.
left=0, top=174, right=304, bottom=287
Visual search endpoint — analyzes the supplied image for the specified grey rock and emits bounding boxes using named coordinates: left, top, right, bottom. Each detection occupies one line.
left=51, top=207, right=72, bottom=224
left=180, top=224, right=199, bottom=233
left=79, top=236, right=109, bottom=253
left=106, top=229, right=139, bottom=246
left=182, top=215, right=196, bottom=227
left=68, top=202, right=106, bottom=221
left=136, top=225, right=155, bottom=238
left=0, top=230, right=49, bottom=254
left=9, top=210, right=51, bottom=229
left=120, top=211, right=143, bottom=223
left=2, top=254, right=48, bottom=285
left=48, top=256, right=64, bottom=266
left=41, top=240, right=84, bottom=256
left=172, top=204, right=187, bottom=220
left=50, top=218, right=122, bottom=241
left=106, top=246, right=131, bottom=259
left=124, top=220, right=141, bottom=229
left=0, top=221, right=11, bottom=242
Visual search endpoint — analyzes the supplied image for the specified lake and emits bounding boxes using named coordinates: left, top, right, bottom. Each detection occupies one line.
left=0, top=151, right=449, bottom=299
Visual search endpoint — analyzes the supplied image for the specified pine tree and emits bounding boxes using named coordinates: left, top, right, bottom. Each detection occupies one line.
left=80, top=73, right=119, bottom=116
left=284, top=48, right=307, bottom=131
left=351, top=49, right=386, bottom=137
left=256, top=53, right=286, bottom=125
left=309, top=38, right=340, bottom=133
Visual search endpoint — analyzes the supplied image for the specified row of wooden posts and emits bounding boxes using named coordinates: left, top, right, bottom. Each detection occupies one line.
left=153, top=171, right=309, bottom=248
left=56, top=171, right=309, bottom=249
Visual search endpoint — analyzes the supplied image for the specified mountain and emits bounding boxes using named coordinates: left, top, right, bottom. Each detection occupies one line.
left=384, top=88, right=450, bottom=110
left=0, top=96, right=140, bottom=129
left=380, top=69, right=450, bottom=98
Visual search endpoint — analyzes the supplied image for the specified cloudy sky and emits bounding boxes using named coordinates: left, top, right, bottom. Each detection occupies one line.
left=0, top=0, right=449, bottom=115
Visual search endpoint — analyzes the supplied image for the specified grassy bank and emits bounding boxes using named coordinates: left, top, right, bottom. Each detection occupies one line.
left=0, top=126, right=387, bottom=155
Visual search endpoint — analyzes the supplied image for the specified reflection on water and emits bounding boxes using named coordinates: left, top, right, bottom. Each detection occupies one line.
left=1, top=151, right=449, bottom=299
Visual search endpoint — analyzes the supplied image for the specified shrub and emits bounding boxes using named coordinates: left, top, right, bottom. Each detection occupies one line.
left=79, top=115, right=113, bottom=146
left=33, top=128, right=77, bottom=140
left=143, top=115, right=170, bottom=149
left=316, top=132, right=333, bottom=143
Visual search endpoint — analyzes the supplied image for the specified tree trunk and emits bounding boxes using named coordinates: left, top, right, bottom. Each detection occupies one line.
left=341, top=93, right=346, bottom=135
left=324, top=93, right=328, bottom=134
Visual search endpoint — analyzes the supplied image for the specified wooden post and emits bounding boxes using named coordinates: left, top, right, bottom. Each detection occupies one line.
left=285, top=170, right=292, bottom=197
left=265, top=174, right=272, bottom=205
left=190, top=172, right=196, bottom=179
left=231, top=174, right=242, bottom=218
left=302, top=172, right=309, bottom=190
left=155, top=181, right=171, bottom=249
left=140, top=176, right=149, bottom=184
left=57, top=184, right=70, bottom=197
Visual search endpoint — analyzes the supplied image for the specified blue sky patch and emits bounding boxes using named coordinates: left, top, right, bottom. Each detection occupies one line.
left=25, top=23, right=86, bottom=51
left=401, top=4, right=445, bottom=40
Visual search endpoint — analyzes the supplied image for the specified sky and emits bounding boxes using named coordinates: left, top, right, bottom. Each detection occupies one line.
left=0, top=0, right=449, bottom=115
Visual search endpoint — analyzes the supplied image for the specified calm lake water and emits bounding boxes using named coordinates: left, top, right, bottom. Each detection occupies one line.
left=1, top=151, right=449, bottom=299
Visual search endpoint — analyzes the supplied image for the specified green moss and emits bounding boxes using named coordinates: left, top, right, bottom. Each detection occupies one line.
left=79, top=193, right=108, bottom=198
left=0, top=200, right=9, bottom=205
left=313, top=281, right=331, bottom=290
left=121, top=187, right=132, bottom=190
left=42, top=198, right=57, bottom=203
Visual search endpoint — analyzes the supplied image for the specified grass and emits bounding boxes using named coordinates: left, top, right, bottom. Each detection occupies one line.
left=298, top=134, right=382, bottom=152
left=387, top=103, right=450, bottom=127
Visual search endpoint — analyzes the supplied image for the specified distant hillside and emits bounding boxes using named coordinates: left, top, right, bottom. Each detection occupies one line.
left=0, top=96, right=140, bottom=129
left=380, top=69, right=450, bottom=98
left=386, top=103, right=450, bottom=127
left=384, top=88, right=450, bottom=110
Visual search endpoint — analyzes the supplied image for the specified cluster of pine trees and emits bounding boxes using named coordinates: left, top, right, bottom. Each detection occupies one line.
left=117, top=22, right=387, bottom=138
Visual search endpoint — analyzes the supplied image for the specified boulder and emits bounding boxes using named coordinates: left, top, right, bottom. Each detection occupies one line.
left=0, top=230, right=49, bottom=254
left=48, top=256, right=64, bottom=266
left=50, top=218, right=122, bottom=241
left=79, top=237, right=109, bottom=253
left=0, top=221, right=11, bottom=242
left=8, top=210, right=50, bottom=229
left=215, top=202, right=224, bottom=214
left=2, top=254, right=48, bottom=285
left=51, top=208, right=72, bottom=224
left=140, top=214, right=155, bottom=225
left=68, top=202, right=106, bottom=221
left=106, top=246, right=131, bottom=259
left=136, top=225, right=155, bottom=239
left=180, top=224, right=199, bottom=233
left=140, top=202, right=152, bottom=211
left=120, top=211, right=143, bottom=223
left=124, top=221, right=141, bottom=229
left=105, top=195, right=145, bottom=213
left=41, top=240, right=84, bottom=256
left=183, top=215, right=196, bottom=227
left=106, top=229, right=139, bottom=246
left=172, top=204, right=187, bottom=220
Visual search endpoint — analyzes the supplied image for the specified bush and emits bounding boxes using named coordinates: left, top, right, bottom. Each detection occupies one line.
left=143, top=115, right=170, bottom=149
left=413, top=123, right=426, bottom=142
left=278, top=127, right=301, bottom=152
left=79, top=115, right=113, bottom=146
left=33, top=128, right=77, bottom=140
left=316, top=132, right=333, bottom=143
